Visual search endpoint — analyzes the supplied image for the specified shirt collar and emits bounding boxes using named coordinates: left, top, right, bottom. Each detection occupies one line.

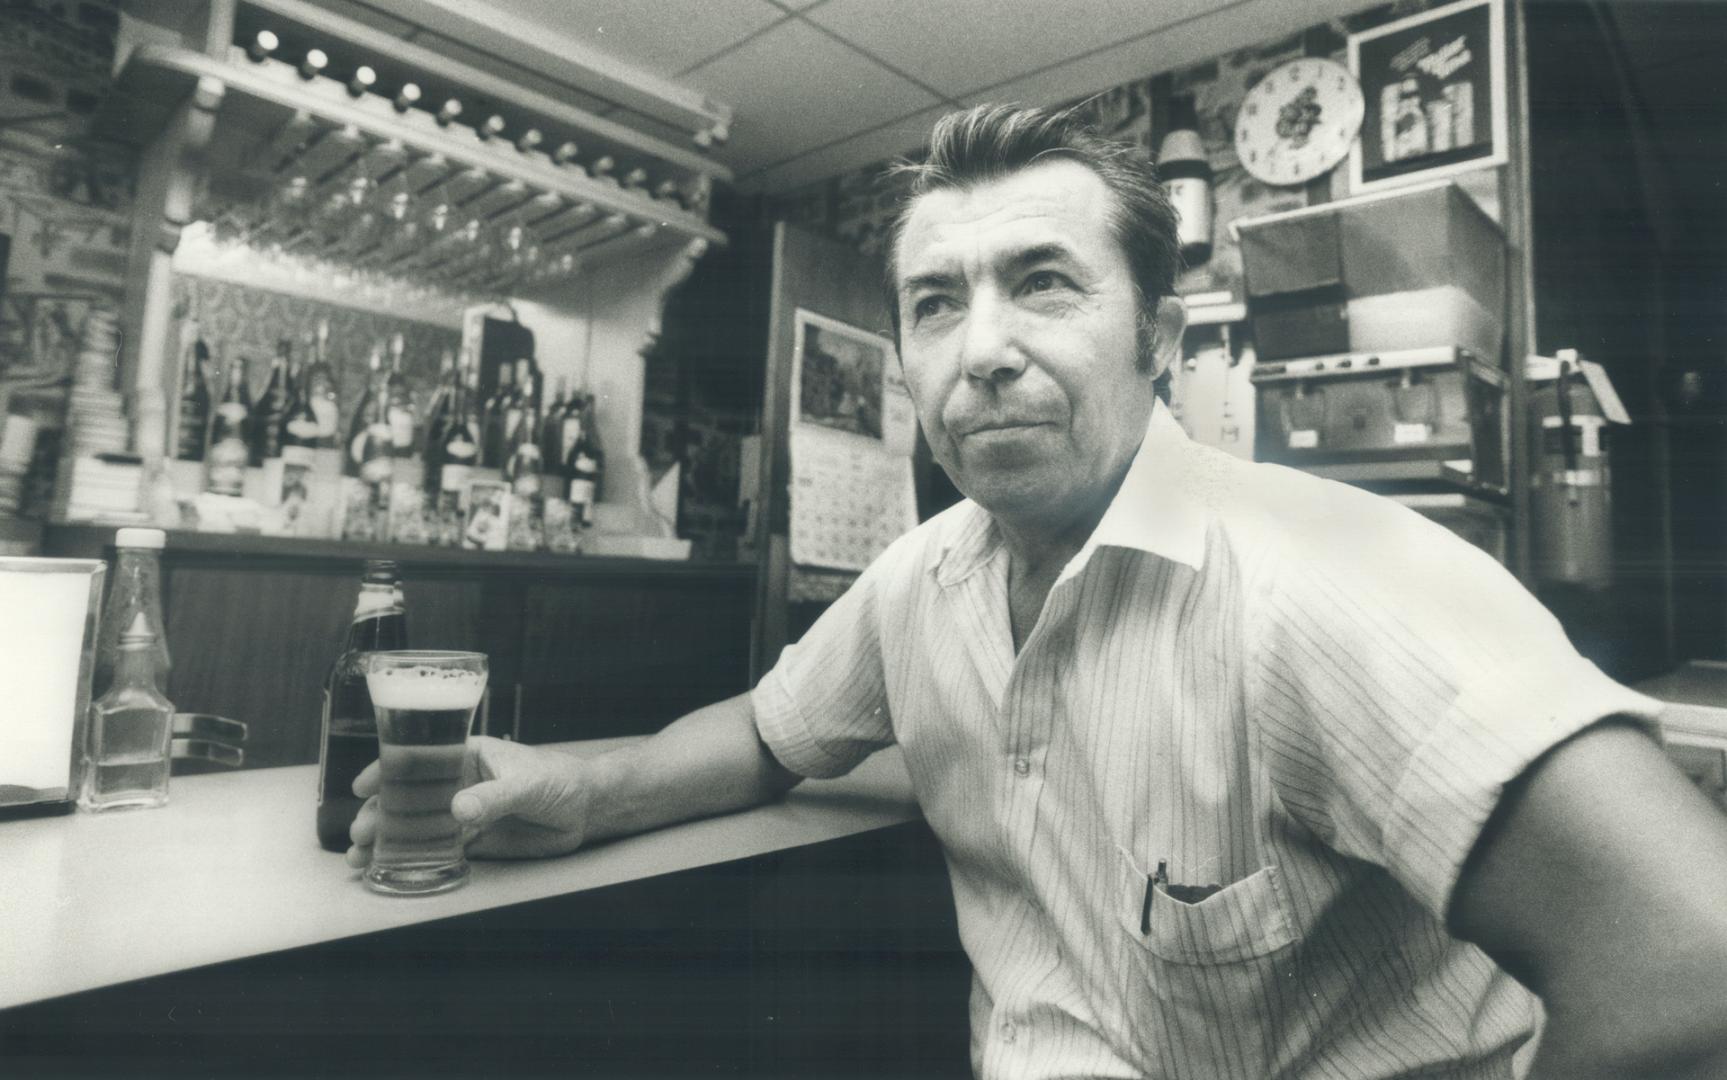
left=932, top=399, right=1211, bottom=588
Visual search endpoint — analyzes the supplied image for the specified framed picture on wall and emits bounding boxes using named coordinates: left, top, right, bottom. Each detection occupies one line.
left=1347, top=0, right=1508, bottom=193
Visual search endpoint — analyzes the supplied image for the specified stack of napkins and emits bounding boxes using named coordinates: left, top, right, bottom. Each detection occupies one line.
left=53, top=454, right=146, bottom=524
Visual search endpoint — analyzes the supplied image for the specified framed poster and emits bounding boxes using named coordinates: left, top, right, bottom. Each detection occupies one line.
left=1347, top=0, right=1508, bottom=193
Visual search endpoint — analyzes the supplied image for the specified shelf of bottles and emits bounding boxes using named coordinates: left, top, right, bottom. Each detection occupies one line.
left=168, top=318, right=606, bottom=555
left=101, top=29, right=726, bottom=302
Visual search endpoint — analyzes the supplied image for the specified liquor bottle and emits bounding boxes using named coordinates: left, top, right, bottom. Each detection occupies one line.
left=1158, top=95, right=1213, bottom=265
left=384, top=332, right=417, bottom=457
left=480, top=362, right=515, bottom=469
left=175, top=332, right=212, bottom=462
left=504, top=358, right=534, bottom=454
left=348, top=365, right=395, bottom=503
left=252, top=339, right=292, bottom=465
left=538, top=376, right=568, bottom=467
left=537, top=376, right=568, bottom=498
left=93, top=527, right=170, bottom=699
left=502, top=387, right=543, bottom=499
left=421, top=349, right=457, bottom=495
left=205, top=352, right=252, bottom=496
left=437, top=373, right=480, bottom=544
left=278, top=352, right=320, bottom=452
left=80, top=611, right=175, bottom=813
left=298, top=321, right=338, bottom=450
left=346, top=343, right=386, bottom=478
left=564, top=393, right=603, bottom=528
left=315, top=560, right=408, bottom=851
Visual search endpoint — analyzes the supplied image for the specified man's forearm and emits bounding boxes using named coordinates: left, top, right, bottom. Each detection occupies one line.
left=580, top=691, right=802, bottom=844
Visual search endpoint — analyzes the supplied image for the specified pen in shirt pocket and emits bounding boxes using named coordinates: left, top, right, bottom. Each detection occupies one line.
left=1140, top=858, right=1167, bottom=935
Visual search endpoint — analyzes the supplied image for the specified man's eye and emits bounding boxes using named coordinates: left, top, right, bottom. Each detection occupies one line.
left=912, top=296, right=951, bottom=321
left=1021, top=270, right=1068, bottom=294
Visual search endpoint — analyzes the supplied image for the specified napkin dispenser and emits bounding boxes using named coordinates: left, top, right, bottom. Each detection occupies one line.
left=0, top=556, right=105, bottom=818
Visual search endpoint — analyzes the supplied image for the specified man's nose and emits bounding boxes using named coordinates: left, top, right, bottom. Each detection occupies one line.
left=957, top=295, right=1026, bottom=384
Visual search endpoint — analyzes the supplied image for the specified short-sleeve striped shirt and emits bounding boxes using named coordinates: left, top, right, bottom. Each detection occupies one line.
left=752, top=400, right=1663, bottom=1079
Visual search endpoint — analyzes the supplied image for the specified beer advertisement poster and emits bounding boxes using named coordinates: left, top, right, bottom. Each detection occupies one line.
left=1347, top=0, right=1508, bottom=192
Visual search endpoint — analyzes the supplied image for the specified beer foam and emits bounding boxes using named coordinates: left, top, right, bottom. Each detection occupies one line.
left=366, top=666, right=487, bottom=710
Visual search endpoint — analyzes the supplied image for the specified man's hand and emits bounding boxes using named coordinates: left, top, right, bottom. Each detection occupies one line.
left=345, top=736, right=595, bottom=868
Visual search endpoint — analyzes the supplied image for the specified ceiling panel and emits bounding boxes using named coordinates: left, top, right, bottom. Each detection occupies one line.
left=683, top=18, right=942, bottom=175
left=805, top=0, right=1223, bottom=98
left=967, top=0, right=1382, bottom=113
left=742, top=104, right=950, bottom=192
left=488, top=0, right=787, bottom=79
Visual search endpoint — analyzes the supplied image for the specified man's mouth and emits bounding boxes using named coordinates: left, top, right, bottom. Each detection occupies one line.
left=960, top=419, right=1048, bottom=437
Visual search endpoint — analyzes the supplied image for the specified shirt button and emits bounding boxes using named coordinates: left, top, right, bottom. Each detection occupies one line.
left=1013, top=757, right=1031, bottom=777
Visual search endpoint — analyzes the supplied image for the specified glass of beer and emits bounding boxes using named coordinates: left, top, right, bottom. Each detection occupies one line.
left=362, top=650, right=487, bottom=896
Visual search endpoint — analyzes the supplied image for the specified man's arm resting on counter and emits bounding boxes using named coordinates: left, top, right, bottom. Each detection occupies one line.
left=1449, top=719, right=1727, bottom=1078
left=581, top=690, right=803, bottom=845
left=348, top=691, right=802, bottom=863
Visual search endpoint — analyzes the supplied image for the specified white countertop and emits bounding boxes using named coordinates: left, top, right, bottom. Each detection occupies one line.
left=0, top=741, right=919, bottom=1011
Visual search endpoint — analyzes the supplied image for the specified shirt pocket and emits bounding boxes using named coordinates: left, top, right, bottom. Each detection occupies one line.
left=1115, top=847, right=1301, bottom=1077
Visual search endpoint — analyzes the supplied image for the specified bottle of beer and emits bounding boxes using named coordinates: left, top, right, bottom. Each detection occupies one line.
left=437, top=374, right=480, bottom=545
left=346, top=343, right=386, bottom=479
left=175, top=332, right=212, bottom=462
left=480, top=362, right=514, bottom=469
left=306, top=320, right=341, bottom=449
left=564, top=393, right=603, bottom=528
left=316, top=559, right=408, bottom=852
left=384, top=332, right=417, bottom=458
left=205, top=352, right=252, bottom=497
left=535, top=376, right=567, bottom=501
left=502, top=387, right=543, bottom=500
left=251, top=339, right=292, bottom=466
left=420, top=349, right=457, bottom=496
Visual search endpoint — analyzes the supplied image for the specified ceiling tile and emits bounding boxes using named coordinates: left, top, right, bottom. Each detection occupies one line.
left=805, top=0, right=1221, bottom=98
left=686, top=19, right=941, bottom=174
left=965, top=0, right=1381, bottom=108
left=486, top=0, right=787, bottom=78
left=740, top=105, right=948, bottom=192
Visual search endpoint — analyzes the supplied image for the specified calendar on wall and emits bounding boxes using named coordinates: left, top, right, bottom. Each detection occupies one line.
left=787, top=309, right=918, bottom=572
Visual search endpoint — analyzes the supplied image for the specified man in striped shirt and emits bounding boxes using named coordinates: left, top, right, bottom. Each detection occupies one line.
left=352, top=104, right=1727, bottom=1078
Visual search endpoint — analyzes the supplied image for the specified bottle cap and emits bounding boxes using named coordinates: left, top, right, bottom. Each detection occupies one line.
left=120, top=610, right=156, bottom=647
left=362, top=559, right=400, bottom=584
left=116, top=527, right=167, bottom=549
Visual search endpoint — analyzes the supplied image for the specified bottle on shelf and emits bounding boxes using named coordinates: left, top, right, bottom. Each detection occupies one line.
left=564, top=392, right=603, bottom=529
left=502, top=384, right=544, bottom=500
left=315, top=559, right=408, bottom=852
left=436, top=366, right=481, bottom=545
left=538, top=376, right=568, bottom=499
left=306, top=320, right=341, bottom=450
left=480, top=362, right=515, bottom=469
left=1158, top=95, right=1213, bottom=266
left=275, top=352, right=321, bottom=529
left=93, top=526, right=170, bottom=700
left=384, top=332, right=417, bottom=458
left=345, top=342, right=386, bottom=478
left=80, top=611, right=175, bottom=814
left=251, top=338, right=292, bottom=466
left=174, top=331, right=212, bottom=463
left=205, top=351, right=252, bottom=497
left=420, top=349, right=457, bottom=496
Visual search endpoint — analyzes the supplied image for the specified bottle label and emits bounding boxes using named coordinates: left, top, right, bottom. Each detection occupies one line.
left=282, top=444, right=315, bottom=467
left=286, top=417, right=321, bottom=442
left=560, top=417, right=583, bottom=463
left=441, top=462, right=473, bottom=493
left=217, top=402, right=248, bottom=424
left=311, top=398, right=340, bottom=439
left=513, top=472, right=541, bottom=498
left=387, top=406, right=415, bottom=449
left=568, top=478, right=595, bottom=506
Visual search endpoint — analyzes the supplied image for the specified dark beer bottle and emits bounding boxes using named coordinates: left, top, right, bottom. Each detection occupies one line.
left=316, top=559, right=409, bottom=852
left=175, top=334, right=212, bottom=462
left=252, top=339, right=292, bottom=465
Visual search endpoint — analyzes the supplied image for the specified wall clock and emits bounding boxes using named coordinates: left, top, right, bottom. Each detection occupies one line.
left=1234, top=57, right=1365, bottom=186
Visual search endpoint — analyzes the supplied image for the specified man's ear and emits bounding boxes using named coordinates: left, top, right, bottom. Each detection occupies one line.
left=1149, top=295, right=1187, bottom=380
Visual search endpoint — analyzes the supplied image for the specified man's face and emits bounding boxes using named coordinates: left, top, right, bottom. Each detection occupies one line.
left=893, top=159, right=1159, bottom=527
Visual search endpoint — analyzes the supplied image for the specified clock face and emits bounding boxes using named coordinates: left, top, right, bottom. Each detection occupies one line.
left=1234, top=57, right=1365, bottom=187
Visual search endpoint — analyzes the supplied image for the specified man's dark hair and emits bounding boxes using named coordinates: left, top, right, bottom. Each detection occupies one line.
left=881, top=102, right=1183, bottom=362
